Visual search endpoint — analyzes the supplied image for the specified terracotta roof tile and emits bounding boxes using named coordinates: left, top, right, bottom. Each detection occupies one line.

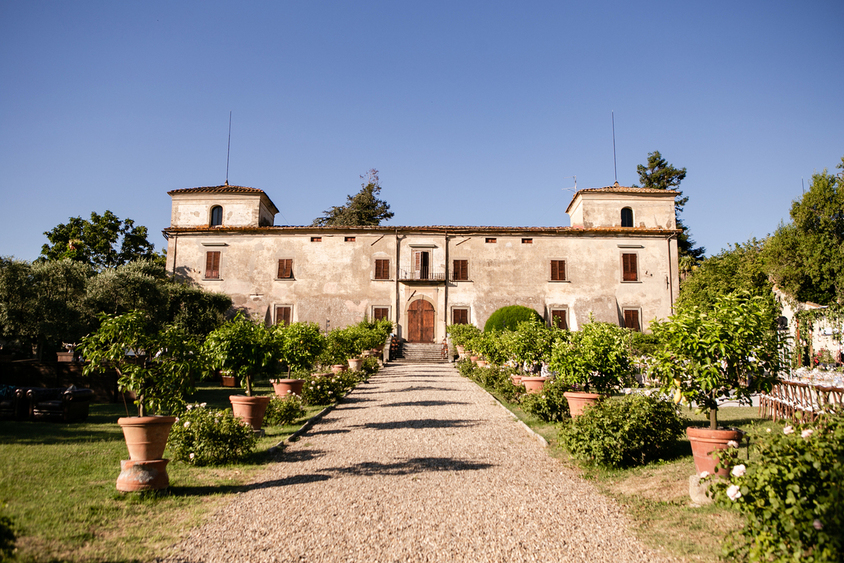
left=575, top=182, right=678, bottom=196
left=163, top=225, right=680, bottom=237
left=167, top=185, right=267, bottom=196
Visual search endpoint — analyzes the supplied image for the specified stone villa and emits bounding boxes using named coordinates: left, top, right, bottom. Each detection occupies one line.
left=163, top=182, right=680, bottom=342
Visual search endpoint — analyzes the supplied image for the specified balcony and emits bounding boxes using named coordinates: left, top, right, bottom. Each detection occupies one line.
left=398, top=269, right=447, bottom=284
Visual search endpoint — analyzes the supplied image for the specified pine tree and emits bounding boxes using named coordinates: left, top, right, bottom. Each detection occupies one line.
left=312, top=169, right=394, bottom=227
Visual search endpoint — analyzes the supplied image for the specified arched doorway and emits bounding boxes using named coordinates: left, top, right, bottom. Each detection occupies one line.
left=407, top=300, right=435, bottom=343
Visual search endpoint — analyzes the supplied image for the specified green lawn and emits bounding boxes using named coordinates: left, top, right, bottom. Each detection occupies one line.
left=0, top=382, right=326, bottom=563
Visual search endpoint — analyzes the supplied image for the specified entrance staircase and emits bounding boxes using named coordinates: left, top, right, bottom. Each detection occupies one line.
left=394, top=342, right=450, bottom=364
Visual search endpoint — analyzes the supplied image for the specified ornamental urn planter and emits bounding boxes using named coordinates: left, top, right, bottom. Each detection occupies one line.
left=686, top=427, right=744, bottom=477
left=271, top=379, right=305, bottom=398
left=331, top=364, right=346, bottom=375
left=116, top=415, right=176, bottom=492
left=563, top=391, right=602, bottom=417
left=348, top=358, right=364, bottom=371
left=521, top=376, right=549, bottom=394
left=229, top=395, right=271, bottom=431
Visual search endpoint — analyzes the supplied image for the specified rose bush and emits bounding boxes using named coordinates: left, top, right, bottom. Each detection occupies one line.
left=168, top=403, right=257, bottom=466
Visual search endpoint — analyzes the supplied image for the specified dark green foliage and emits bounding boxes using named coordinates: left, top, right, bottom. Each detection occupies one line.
left=446, top=323, right=482, bottom=348
left=712, top=412, right=844, bottom=562
left=264, top=395, right=305, bottom=426
left=520, top=378, right=570, bottom=423
left=628, top=331, right=661, bottom=357
left=483, top=305, right=542, bottom=333
left=168, top=404, right=257, bottom=466
left=560, top=393, right=687, bottom=468
left=457, top=360, right=524, bottom=403
left=763, top=156, right=844, bottom=306
left=301, top=374, right=349, bottom=406
left=636, top=150, right=704, bottom=262
left=312, top=169, right=394, bottom=226
left=40, top=210, right=160, bottom=270
left=0, top=504, right=15, bottom=561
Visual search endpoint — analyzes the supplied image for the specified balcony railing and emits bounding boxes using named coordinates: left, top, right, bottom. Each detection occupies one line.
left=398, top=269, right=447, bottom=282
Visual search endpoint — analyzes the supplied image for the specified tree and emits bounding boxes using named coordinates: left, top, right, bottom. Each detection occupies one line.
left=40, top=210, right=160, bottom=270
left=312, top=169, right=394, bottom=226
left=763, top=156, right=844, bottom=306
left=636, top=151, right=705, bottom=262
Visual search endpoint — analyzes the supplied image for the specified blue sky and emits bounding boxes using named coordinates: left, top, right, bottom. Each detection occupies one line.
left=2, top=1, right=842, bottom=261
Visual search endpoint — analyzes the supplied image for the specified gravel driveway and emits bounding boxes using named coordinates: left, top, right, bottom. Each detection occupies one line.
left=164, top=363, right=675, bottom=563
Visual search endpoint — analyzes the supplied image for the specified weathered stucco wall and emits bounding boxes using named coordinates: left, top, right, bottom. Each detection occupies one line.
left=569, top=192, right=676, bottom=229
left=170, top=193, right=276, bottom=228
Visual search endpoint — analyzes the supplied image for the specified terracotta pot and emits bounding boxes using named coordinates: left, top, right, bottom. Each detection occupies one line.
left=476, top=360, right=489, bottom=368
left=56, top=351, right=75, bottom=362
left=229, top=395, right=271, bottom=430
left=510, top=374, right=523, bottom=386
left=271, top=379, right=305, bottom=398
left=686, top=427, right=744, bottom=477
left=117, top=416, right=176, bottom=461
left=331, top=364, right=346, bottom=375
left=312, top=372, right=333, bottom=379
left=521, top=376, right=549, bottom=394
left=221, top=375, right=237, bottom=387
left=470, top=356, right=479, bottom=363
left=563, top=391, right=602, bottom=417
left=348, top=358, right=364, bottom=371
left=456, top=345, right=465, bottom=356
left=116, top=459, right=170, bottom=492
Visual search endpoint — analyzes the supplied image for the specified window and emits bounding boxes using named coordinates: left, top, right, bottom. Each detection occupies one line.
left=452, top=259, right=469, bottom=281
left=413, top=251, right=430, bottom=280
left=485, top=237, right=497, bottom=243
left=623, top=309, right=640, bottom=332
left=205, top=251, right=221, bottom=279
left=277, top=259, right=293, bottom=279
left=622, top=253, right=638, bottom=282
left=345, top=236, right=356, bottom=242
left=550, top=260, right=566, bottom=281
left=374, top=259, right=390, bottom=280
left=522, top=238, right=533, bottom=244
left=452, top=307, right=469, bottom=325
left=310, top=237, right=322, bottom=242
left=621, top=207, right=633, bottom=228
left=210, top=206, right=223, bottom=227
left=275, top=306, right=292, bottom=326
left=550, top=309, right=568, bottom=330
left=372, top=307, right=390, bottom=322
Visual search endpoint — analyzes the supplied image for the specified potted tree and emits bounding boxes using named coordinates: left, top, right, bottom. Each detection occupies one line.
left=446, top=323, right=481, bottom=359
left=509, top=319, right=557, bottom=393
left=648, top=292, right=785, bottom=476
left=203, top=314, right=277, bottom=431
left=271, top=321, right=325, bottom=398
left=79, top=310, right=197, bottom=491
left=549, top=317, right=632, bottom=415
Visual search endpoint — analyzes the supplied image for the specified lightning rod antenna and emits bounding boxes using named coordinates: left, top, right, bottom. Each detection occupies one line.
left=612, top=111, right=618, bottom=184
left=225, top=111, right=232, bottom=185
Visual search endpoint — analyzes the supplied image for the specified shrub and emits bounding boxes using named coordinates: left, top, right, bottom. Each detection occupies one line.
left=628, top=331, right=660, bottom=357
left=483, top=305, right=542, bottom=333
left=169, top=404, right=257, bottom=466
left=559, top=393, right=687, bottom=467
left=549, top=319, right=633, bottom=393
left=301, top=374, right=346, bottom=406
left=264, top=395, right=305, bottom=426
left=520, top=378, right=570, bottom=422
left=711, top=413, right=844, bottom=562
left=447, top=323, right=482, bottom=348
left=361, top=356, right=380, bottom=375
left=0, top=503, right=15, bottom=561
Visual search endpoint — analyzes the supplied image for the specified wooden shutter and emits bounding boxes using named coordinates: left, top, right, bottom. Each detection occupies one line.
left=453, top=259, right=468, bottom=281
left=205, top=251, right=220, bottom=279
left=452, top=308, right=469, bottom=325
left=277, top=259, right=293, bottom=279
left=373, top=307, right=389, bottom=322
left=276, top=306, right=292, bottom=326
left=622, top=253, right=638, bottom=281
left=624, top=309, right=640, bottom=332
left=551, top=309, right=568, bottom=330
left=551, top=260, right=566, bottom=281
left=375, top=259, right=390, bottom=280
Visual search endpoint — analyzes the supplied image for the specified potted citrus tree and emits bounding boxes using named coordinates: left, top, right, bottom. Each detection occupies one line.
left=446, top=323, right=481, bottom=359
left=203, top=314, right=278, bottom=430
left=549, top=317, right=632, bottom=415
left=79, top=310, right=197, bottom=491
left=648, top=292, right=786, bottom=476
left=271, top=321, right=325, bottom=398
left=509, top=319, right=557, bottom=393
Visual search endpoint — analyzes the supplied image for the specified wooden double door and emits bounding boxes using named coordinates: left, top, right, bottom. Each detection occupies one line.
left=407, top=300, right=435, bottom=343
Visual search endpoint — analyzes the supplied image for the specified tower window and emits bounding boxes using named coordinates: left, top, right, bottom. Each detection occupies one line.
left=210, top=206, right=223, bottom=227
left=621, top=207, right=633, bottom=228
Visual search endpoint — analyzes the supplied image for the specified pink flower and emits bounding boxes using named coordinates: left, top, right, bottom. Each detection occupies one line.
left=189, top=453, right=195, bottom=460
left=731, top=464, right=746, bottom=478
left=783, top=425, right=794, bottom=435
left=726, top=484, right=742, bottom=501
left=814, top=519, right=823, bottom=530
left=802, top=429, right=813, bottom=439
left=727, top=440, right=739, bottom=448
left=183, top=421, right=191, bottom=428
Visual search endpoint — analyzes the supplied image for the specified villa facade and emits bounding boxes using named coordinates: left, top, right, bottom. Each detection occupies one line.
left=163, top=183, right=681, bottom=342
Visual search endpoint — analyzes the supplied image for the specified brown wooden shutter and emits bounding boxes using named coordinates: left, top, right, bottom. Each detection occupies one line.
left=205, top=251, right=220, bottom=279
left=622, top=253, right=638, bottom=281
left=373, top=307, right=389, bottom=322
left=453, top=259, right=468, bottom=281
left=452, top=308, right=469, bottom=325
left=375, top=259, right=389, bottom=280
left=551, top=260, right=565, bottom=281
left=551, top=309, right=568, bottom=330
left=624, top=309, right=640, bottom=331
left=276, top=306, right=291, bottom=326
left=277, top=259, right=293, bottom=279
